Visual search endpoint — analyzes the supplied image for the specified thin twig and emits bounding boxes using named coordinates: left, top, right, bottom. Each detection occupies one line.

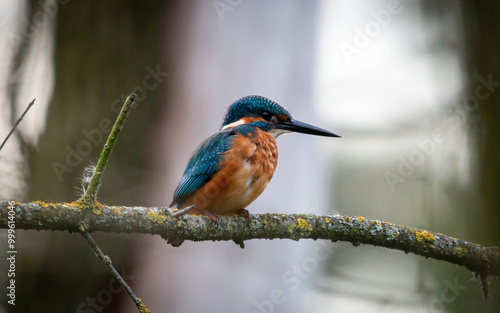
left=83, top=93, right=136, bottom=204
left=172, top=205, right=196, bottom=217
left=0, top=99, right=35, bottom=153
left=80, top=230, right=150, bottom=313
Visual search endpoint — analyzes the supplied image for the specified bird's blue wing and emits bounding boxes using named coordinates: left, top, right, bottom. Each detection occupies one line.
left=171, top=130, right=233, bottom=206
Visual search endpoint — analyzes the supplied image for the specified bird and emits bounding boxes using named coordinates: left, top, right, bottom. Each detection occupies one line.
left=168, top=95, right=340, bottom=246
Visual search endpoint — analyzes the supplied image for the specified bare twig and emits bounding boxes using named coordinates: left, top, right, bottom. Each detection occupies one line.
left=0, top=99, right=35, bottom=153
left=172, top=205, right=196, bottom=218
left=82, top=93, right=136, bottom=204
left=80, top=229, right=150, bottom=312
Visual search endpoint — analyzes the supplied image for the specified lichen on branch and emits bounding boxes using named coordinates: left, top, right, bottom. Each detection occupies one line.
left=1, top=200, right=499, bottom=289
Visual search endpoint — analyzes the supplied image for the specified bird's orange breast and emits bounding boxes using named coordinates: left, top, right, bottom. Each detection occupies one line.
left=184, top=128, right=278, bottom=216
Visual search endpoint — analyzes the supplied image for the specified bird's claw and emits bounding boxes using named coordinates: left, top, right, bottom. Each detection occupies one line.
left=236, top=208, right=251, bottom=225
left=205, top=210, right=219, bottom=223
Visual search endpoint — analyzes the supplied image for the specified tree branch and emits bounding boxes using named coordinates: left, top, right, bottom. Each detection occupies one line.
left=0, top=99, right=35, bottom=153
left=79, top=229, right=150, bottom=313
left=83, top=93, right=136, bottom=204
left=2, top=200, right=499, bottom=292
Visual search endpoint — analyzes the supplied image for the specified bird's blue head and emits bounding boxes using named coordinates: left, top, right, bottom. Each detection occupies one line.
left=222, top=95, right=291, bottom=126
left=221, top=95, right=340, bottom=138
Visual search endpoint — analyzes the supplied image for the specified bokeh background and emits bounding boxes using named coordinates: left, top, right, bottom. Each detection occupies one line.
left=0, top=0, right=499, bottom=312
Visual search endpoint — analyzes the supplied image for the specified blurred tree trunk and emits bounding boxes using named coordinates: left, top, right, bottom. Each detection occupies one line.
left=30, top=0, right=164, bottom=204
left=462, top=1, right=500, bottom=246
left=22, top=1, right=165, bottom=313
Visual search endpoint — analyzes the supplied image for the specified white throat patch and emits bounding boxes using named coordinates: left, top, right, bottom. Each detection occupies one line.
left=268, top=129, right=291, bottom=138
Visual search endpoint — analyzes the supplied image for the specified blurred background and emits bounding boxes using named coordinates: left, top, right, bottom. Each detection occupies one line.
left=0, top=0, right=499, bottom=312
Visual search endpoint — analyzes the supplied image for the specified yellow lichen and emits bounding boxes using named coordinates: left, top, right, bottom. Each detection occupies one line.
left=90, top=202, right=107, bottom=215
left=452, top=246, right=468, bottom=257
left=296, top=218, right=313, bottom=231
left=325, top=217, right=330, bottom=224
left=416, top=230, right=436, bottom=243
left=111, top=207, right=124, bottom=216
left=63, top=201, right=82, bottom=212
left=356, top=216, right=366, bottom=223
left=146, top=211, right=167, bottom=224
left=33, top=200, right=49, bottom=208
left=94, top=202, right=106, bottom=209
left=65, top=201, right=80, bottom=210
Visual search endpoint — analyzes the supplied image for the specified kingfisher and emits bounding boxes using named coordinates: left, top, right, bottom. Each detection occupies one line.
left=168, top=95, right=340, bottom=246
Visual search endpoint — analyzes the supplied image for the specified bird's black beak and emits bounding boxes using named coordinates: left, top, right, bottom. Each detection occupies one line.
left=278, top=119, right=341, bottom=137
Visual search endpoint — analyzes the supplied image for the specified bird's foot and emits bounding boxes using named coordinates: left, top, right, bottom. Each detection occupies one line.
left=205, top=210, right=219, bottom=223
left=236, top=208, right=251, bottom=224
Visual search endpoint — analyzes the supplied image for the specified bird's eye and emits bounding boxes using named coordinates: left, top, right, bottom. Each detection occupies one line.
left=261, top=112, right=272, bottom=120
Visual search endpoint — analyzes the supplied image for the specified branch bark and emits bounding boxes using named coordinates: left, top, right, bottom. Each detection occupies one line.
left=2, top=200, right=499, bottom=285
